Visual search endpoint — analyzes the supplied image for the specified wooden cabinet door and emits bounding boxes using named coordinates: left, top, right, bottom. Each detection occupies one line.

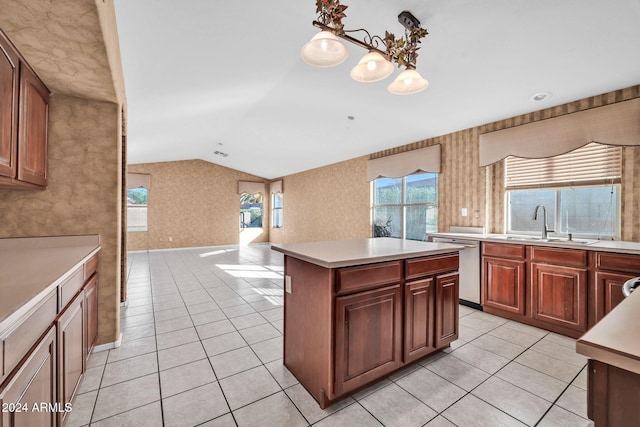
left=0, top=32, right=19, bottom=179
left=482, top=256, right=526, bottom=315
left=56, top=292, right=84, bottom=426
left=84, top=275, right=98, bottom=360
left=334, top=285, right=402, bottom=395
left=436, top=272, right=459, bottom=347
left=531, top=263, right=587, bottom=332
left=0, top=327, right=57, bottom=427
left=594, top=271, right=635, bottom=323
left=17, top=63, right=49, bottom=187
left=404, top=278, right=435, bottom=363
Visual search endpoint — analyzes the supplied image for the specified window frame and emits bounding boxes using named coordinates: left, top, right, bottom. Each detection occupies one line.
left=271, top=192, right=283, bottom=229
left=371, top=172, right=438, bottom=241
left=126, top=187, right=149, bottom=233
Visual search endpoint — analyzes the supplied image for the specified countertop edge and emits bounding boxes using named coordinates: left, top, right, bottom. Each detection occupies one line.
left=272, top=245, right=462, bottom=268
left=427, top=232, right=640, bottom=255
left=0, top=245, right=101, bottom=333
left=576, top=341, right=640, bottom=375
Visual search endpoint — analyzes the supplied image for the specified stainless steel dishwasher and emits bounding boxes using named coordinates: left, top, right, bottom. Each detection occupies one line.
left=431, top=236, right=481, bottom=309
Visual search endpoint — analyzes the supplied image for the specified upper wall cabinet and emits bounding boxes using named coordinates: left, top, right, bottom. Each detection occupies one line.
left=0, top=28, right=49, bottom=190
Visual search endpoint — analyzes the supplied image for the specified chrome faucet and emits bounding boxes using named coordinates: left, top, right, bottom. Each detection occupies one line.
left=532, top=205, right=554, bottom=239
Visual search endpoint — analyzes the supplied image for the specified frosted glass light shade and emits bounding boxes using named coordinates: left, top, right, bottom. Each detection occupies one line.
left=350, top=51, right=394, bottom=82
left=301, top=31, right=348, bottom=67
left=388, top=69, right=429, bottom=95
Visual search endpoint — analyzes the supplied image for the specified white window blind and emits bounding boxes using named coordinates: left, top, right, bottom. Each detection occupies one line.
left=505, top=143, right=622, bottom=190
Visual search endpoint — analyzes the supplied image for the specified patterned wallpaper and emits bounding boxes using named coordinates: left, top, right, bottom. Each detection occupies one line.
left=0, top=94, right=123, bottom=345
left=269, top=156, right=371, bottom=245
left=127, top=160, right=268, bottom=251
left=370, top=85, right=640, bottom=241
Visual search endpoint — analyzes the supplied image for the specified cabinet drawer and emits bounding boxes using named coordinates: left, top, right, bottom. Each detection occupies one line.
left=595, top=252, right=640, bottom=274
left=483, top=242, right=525, bottom=259
left=84, top=253, right=98, bottom=280
left=1, top=290, right=56, bottom=383
left=405, top=254, right=459, bottom=280
left=59, top=266, right=84, bottom=310
left=530, top=246, right=587, bottom=268
left=336, top=261, right=402, bottom=294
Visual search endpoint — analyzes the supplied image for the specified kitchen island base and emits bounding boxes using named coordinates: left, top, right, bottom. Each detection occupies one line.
left=276, top=239, right=460, bottom=409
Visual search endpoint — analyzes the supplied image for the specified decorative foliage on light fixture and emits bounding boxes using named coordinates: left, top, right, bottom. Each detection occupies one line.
left=302, top=0, right=430, bottom=94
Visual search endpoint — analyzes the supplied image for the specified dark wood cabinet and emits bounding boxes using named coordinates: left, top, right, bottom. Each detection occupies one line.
left=483, top=256, right=526, bottom=315
left=531, top=262, right=588, bottom=332
left=593, top=271, right=632, bottom=323
left=404, top=278, right=435, bottom=362
left=588, top=359, right=640, bottom=426
left=283, top=250, right=459, bottom=408
left=56, top=292, right=84, bottom=426
left=0, top=327, right=57, bottom=427
left=0, top=30, right=19, bottom=180
left=593, top=252, right=640, bottom=323
left=84, top=275, right=98, bottom=360
left=0, top=28, right=49, bottom=190
left=0, top=250, right=99, bottom=425
left=436, top=272, right=459, bottom=347
left=17, top=63, right=48, bottom=187
left=334, top=285, right=402, bottom=395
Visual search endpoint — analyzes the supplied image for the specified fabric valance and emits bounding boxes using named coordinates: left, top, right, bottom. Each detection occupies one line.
left=238, top=181, right=265, bottom=195
left=127, top=173, right=150, bottom=189
left=479, top=98, right=640, bottom=167
left=366, top=144, right=441, bottom=181
left=270, top=180, right=283, bottom=194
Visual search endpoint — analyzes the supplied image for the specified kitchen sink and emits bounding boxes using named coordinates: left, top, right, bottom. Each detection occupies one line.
left=498, top=235, right=597, bottom=245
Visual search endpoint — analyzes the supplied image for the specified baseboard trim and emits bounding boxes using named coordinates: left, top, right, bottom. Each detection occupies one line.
left=120, top=300, right=129, bottom=307
left=93, top=332, right=122, bottom=353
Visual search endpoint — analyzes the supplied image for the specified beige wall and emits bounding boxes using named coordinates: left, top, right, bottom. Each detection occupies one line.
left=0, top=94, right=122, bottom=345
left=127, top=160, right=268, bottom=250
left=270, top=156, right=372, bottom=244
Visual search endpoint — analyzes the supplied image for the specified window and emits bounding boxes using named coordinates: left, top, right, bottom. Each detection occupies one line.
left=127, top=187, right=148, bottom=232
left=506, top=143, right=621, bottom=238
left=240, top=192, right=263, bottom=228
left=372, top=172, right=438, bottom=241
left=272, top=193, right=283, bottom=228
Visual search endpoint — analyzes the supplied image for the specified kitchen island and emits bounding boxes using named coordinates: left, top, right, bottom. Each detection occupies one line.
left=577, top=285, right=640, bottom=426
left=271, top=238, right=462, bottom=408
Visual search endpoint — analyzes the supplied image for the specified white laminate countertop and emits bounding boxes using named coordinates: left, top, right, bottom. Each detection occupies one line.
left=577, top=288, right=640, bottom=374
left=427, top=232, right=640, bottom=255
left=0, top=235, right=100, bottom=330
left=271, top=237, right=463, bottom=268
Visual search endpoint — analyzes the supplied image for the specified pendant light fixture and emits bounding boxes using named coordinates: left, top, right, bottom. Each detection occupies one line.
left=388, top=68, right=429, bottom=95
left=350, top=51, right=394, bottom=83
left=301, top=30, right=348, bottom=67
left=300, top=2, right=430, bottom=95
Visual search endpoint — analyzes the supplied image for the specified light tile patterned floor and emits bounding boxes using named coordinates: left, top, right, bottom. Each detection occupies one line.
left=68, top=244, right=594, bottom=427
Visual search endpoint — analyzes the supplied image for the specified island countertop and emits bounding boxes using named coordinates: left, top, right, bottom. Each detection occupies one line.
left=0, top=235, right=100, bottom=330
left=271, top=237, right=463, bottom=268
left=576, top=287, right=640, bottom=375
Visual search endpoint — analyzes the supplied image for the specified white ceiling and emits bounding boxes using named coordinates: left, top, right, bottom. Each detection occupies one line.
left=115, top=0, right=640, bottom=179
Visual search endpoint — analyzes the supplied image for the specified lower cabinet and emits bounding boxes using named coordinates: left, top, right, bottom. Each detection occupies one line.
left=588, top=359, right=640, bottom=426
left=0, top=327, right=57, bottom=427
left=0, top=252, right=99, bottom=426
left=531, top=262, right=588, bottom=332
left=482, top=244, right=526, bottom=315
left=436, top=272, right=459, bottom=347
left=56, top=292, right=85, bottom=426
left=404, top=278, right=436, bottom=362
left=84, top=275, right=98, bottom=361
left=334, top=285, right=402, bottom=395
left=283, top=252, right=459, bottom=408
left=593, top=271, right=634, bottom=323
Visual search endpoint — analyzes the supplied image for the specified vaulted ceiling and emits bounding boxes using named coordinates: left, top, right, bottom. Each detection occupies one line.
left=115, top=0, right=640, bottom=179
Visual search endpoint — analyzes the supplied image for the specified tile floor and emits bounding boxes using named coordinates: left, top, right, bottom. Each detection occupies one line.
left=68, top=244, right=594, bottom=427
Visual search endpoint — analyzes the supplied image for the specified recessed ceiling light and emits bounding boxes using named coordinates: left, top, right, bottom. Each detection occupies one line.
left=530, top=91, right=552, bottom=102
